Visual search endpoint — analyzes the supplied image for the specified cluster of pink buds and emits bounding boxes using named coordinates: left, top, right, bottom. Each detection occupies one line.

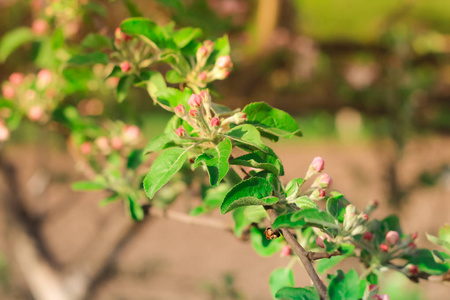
left=82, top=124, right=141, bottom=155
left=210, top=55, right=233, bottom=80
left=32, top=19, right=49, bottom=36
left=173, top=91, right=245, bottom=139
left=305, top=156, right=325, bottom=180
left=378, top=230, right=418, bottom=256
left=196, top=40, right=215, bottom=69
left=0, top=121, right=10, bottom=142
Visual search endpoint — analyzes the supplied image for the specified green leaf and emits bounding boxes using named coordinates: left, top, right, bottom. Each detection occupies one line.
left=380, top=215, right=403, bottom=235
left=243, top=206, right=268, bottom=223
left=194, top=139, right=232, bottom=186
left=99, top=194, right=121, bottom=207
left=142, top=70, right=166, bottom=98
left=143, top=148, right=188, bottom=199
left=224, top=124, right=268, bottom=152
left=232, top=207, right=252, bottom=237
left=213, top=35, right=230, bottom=57
left=120, top=17, right=175, bottom=49
left=230, top=150, right=284, bottom=176
left=173, top=27, right=202, bottom=48
left=272, top=209, right=339, bottom=230
left=269, top=268, right=294, bottom=298
left=127, top=149, right=144, bottom=170
left=328, top=269, right=360, bottom=300
left=156, top=87, right=192, bottom=108
left=190, top=183, right=230, bottom=216
left=72, top=180, right=106, bottom=191
left=220, top=177, right=276, bottom=214
left=127, top=195, right=144, bottom=221
left=275, top=287, right=319, bottom=300
left=0, top=27, right=34, bottom=62
left=316, top=245, right=353, bottom=274
left=326, top=192, right=350, bottom=223
left=242, top=102, right=302, bottom=141
left=293, top=196, right=319, bottom=209
left=285, top=178, right=305, bottom=198
left=166, top=69, right=185, bottom=84
left=250, top=227, right=283, bottom=257
left=117, top=75, right=134, bottom=103
left=154, top=0, right=183, bottom=10
left=144, top=133, right=176, bottom=155
left=81, top=33, right=112, bottom=50
left=123, top=0, right=143, bottom=17
left=408, top=249, right=449, bottom=275
left=68, top=52, right=109, bottom=65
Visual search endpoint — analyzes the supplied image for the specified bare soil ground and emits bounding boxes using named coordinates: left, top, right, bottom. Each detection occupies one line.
left=0, top=136, right=449, bottom=300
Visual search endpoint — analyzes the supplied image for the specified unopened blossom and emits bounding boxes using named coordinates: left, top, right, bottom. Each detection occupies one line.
left=28, top=106, right=43, bottom=121
left=189, top=109, right=197, bottom=117
left=363, top=231, right=374, bottom=241
left=174, top=104, right=186, bottom=117
left=9, top=73, right=24, bottom=85
left=0, top=123, right=10, bottom=141
left=312, top=173, right=332, bottom=188
left=385, top=231, right=399, bottom=245
left=315, top=236, right=325, bottom=248
left=111, top=137, right=123, bottom=150
left=37, top=69, right=52, bottom=87
left=210, top=117, right=221, bottom=127
left=123, top=125, right=140, bottom=140
left=198, top=71, right=208, bottom=81
left=115, top=27, right=132, bottom=42
left=216, top=55, right=233, bottom=69
left=96, top=136, right=110, bottom=152
left=368, top=284, right=378, bottom=292
left=310, top=188, right=326, bottom=200
left=188, top=94, right=202, bottom=107
left=411, top=232, right=418, bottom=240
left=175, top=126, right=186, bottom=137
left=32, top=19, right=49, bottom=35
left=408, top=242, right=417, bottom=249
left=80, top=142, right=92, bottom=155
left=120, top=61, right=131, bottom=73
left=379, top=244, right=388, bottom=252
left=407, top=264, right=419, bottom=276
left=2, top=85, right=15, bottom=99
left=311, top=156, right=324, bottom=172
left=281, top=245, right=291, bottom=256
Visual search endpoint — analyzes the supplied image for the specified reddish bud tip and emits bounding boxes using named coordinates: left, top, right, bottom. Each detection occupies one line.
left=2, top=85, right=15, bottom=99
left=362, top=214, right=369, bottom=221
left=0, top=123, right=10, bottom=141
left=216, top=55, right=233, bottom=69
left=369, top=284, right=378, bottom=292
left=379, top=244, right=389, bottom=252
left=189, top=109, right=197, bottom=117
left=198, top=71, right=207, bottom=81
left=174, top=104, right=186, bottom=116
left=315, top=236, right=325, bottom=248
left=32, top=19, right=49, bottom=35
left=175, top=126, right=186, bottom=137
left=281, top=245, right=291, bottom=256
left=210, top=117, right=221, bottom=127
left=123, top=125, right=140, bottom=140
left=188, top=94, right=202, bottom=107
left=408, top=265, right=419, bottom=276
left=96, top=137, right=110, bottom=152
left=111, top=137, right=123, bottom=150
left=363, top=232, right=374, bottom=241
left=411, top=232, right=418, bottom=240
left=120, top=61, right=131, bottom=73
left=80, top=142, right=92, bottom=155
left=311, top=156, right=325, bottom=172
left=318, top=189, right=326, bottom=197
left=385, top=231, right=399, bottom=245
left=28, top=106, right=43, bottom=121
left=408, top=242, right=417, bottom=249
left=37, top=69, right=52, bottom=86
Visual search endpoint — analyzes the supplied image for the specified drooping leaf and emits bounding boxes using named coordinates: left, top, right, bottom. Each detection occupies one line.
left=220, top=177, right=276, bottom=214
left=165, top=69, right=185, bottom=84
left=0, top=27, right=34, bottom=62
left=99, top=194, right=121, bottom=207
left=243, top=102, right=302, bottom=141
left=68, top=52, right=109, bottom=65
left=269, top=268, right=295, bottom=298
left=275, top=287, right=319, bottom=300
left=230, top=150, right=284, bottom=176
left=224, top=124, right=268, bottom=152
left=120, top=17, right=175, bottom=49
left=155, top=87, right=192, bottom=108
left=144, top=133, right=176, bottom=155
left=127, top=195, right=144, bottom=221
left=326, top=192, right=350, bottom=223
left=285, top=178, right=305, bottom=198
left=117, top=75, right=134, bottom=103
left=194, top=139, right=232, bottom=186
left=143, top=148, right=188, bottom=199
left=250, top=227, right=283, bottom=257
left=190, top=183, right=230, bottom=216
left=127, top=149, right=144, bottom=170
left=173, top=27, right=202, bottom=48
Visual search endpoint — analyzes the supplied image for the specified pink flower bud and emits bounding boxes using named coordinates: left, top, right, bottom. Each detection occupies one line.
left=120, top=61, right=131, bottom=73
left=361, top=214, right=369, bottom=221
left=379, top=244, right=389, bottom=252
left=174, top=104, right=186, bottom=116
left=373, top=294, right=390, bottom=300
left=408, top=265, right=419, bottom=276
left=198, top=71, right=208, bottom=81
left=188, top=94, right=202, bottom=107
left=369, top=284, right=378, bottom=292
left=210, top=117, right=221, bottom=127
left=28, top=106, right=43, bottom=121
left=216, top=55, right=233, bottom=69
left=281, top=245, right=291, bottom=256
left=96, top=136, right=110, bottom=152
left=408, top=242, right=417, bottom=249
left=111, top=137, right=123, bottom=150
left=310, top=188, right=326, bottom=200
left=37, top=69, right=52, bottom=86
left=107, top=77, right=120, bottom=88
left=123, top=125, right=140, bottom=140
left=80, top=142, right=92, bottom=154
left=315, top=236, right=325, bottom=248
left=319, top=173, right=332, bottom=186
left=9, top=73, right=24, bottom=85
left=363, top=232, right=373, bottom=241
left=0, top=123, right=10, bottom=141
left=385, top=231, right=399, bottom=245
left=197, top=46, right=208, bottom=57
left=32, top=19, right=49, bottom=35
left=175, top=126, right=186, bottom=137
left=189, top=109, right=197, bottom=117
left=370, top=199, right=379, bottom=208
left=115, top=27, right=132, bottom=42
left=2, top=85, right=15, bottom=99
left=411, top=232, right=418, bottom=240
left=311, top=156, right=325, bottom=172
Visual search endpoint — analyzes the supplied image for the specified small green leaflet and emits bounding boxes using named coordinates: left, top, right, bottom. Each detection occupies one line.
left=275, top=287, right=319, bottom=300
left=220, top=177, right=276, bottom=214
left=272, top=209, right=338, bottom=230
left=285, top=178, right=305, bottom=198
left=328, top=269, right=360, bottom=300
left=143, top=147, right=188, bottom=199
left=68, top=52, right=109, bottom=65
left=250, top=227, right=284, bottom=257
left=194, top=139, right=232, bottom=186
left=117, top=75, right=134, bottom=103
left=224, top=124, right=268, bottom=153
left=230, top=150, right=284, bottom=176
left=144, top=133, right=176, bottom=155
left=269, top=268, right=295, bottom=298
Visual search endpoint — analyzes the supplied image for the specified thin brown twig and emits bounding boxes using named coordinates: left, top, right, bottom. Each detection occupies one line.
left=307, top=251, right=341, bottom=261
left=265, top=207, right=328, bottom=300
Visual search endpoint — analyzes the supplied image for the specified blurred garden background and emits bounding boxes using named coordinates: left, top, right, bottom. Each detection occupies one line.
left=0, top=0, right=449, bottom=299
